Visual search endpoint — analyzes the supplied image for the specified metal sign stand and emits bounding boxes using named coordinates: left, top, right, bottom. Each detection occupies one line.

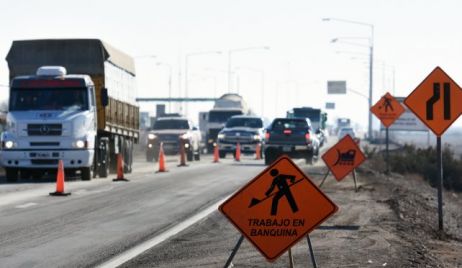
left=306, top=235, right=318, bottom=268
left=288, top=248, right=294, bottom=268
left=318, top=170, right=330, bottom=188
left=437, top=136, right=444, bottom=231
left=352, top=169, right=358, bottom=192
left=385, top=127, right=390, bottom=174
left=224, top=235, right=244, bottom=268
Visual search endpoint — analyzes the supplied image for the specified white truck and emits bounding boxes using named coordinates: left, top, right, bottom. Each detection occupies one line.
left=200, top=93, right=252, bottom=152
left=2, top=39, right=139, bottom=181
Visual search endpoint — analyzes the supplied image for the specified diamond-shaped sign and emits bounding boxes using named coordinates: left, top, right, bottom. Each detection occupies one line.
left=219, top=156, right=338, bottom=261
left=371, top=92, right=405, bottom=128
left=322, top=135, right=366, bottom=181
left=404, top=67, right=462, bottom=136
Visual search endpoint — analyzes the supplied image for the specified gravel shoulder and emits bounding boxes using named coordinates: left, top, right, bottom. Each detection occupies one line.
left=120, top=159, right=462, bottom=268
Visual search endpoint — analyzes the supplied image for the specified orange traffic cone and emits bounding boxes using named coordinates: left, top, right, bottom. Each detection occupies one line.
left=50, top=160, right=71, bottom=196
left=235, top=142, right=241, bottom=162
left=113, top=153, right=129, bottom=181
left=213, top=143, right=220, bottom=163
left=255, top=143, right=262, bottom=160
left=178, top=139, right=188, bottom=167
left=157, top=142, right=168, bottom=173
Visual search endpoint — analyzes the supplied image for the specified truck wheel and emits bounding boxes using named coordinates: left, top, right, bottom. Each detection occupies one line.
left=264, top=152, right=275, bottom=165
left=194, top=150, right=200, bottom=161
left=98, top=161, right=109, bottom=178
left=6, top=168, right=19, bottom=182
left=305, top=152, right=314, bottom=165
left=219, top=151, right=226, bottom=159
left=81, top=167, right=92, bottom=181
left=187, top=150, right=194, bottom=162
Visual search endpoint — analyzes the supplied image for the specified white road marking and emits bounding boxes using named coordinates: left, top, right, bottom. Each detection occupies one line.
left=15, top=202, right=38, bottom=209
left=97, top=195, right=231, bottom=268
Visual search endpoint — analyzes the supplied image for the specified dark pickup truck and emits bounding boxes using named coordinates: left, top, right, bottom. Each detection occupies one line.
left=263, top=118, right=320, bottom=165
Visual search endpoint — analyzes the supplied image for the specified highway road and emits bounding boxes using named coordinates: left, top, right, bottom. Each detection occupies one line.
left=0, top=145, right=330, bottom=267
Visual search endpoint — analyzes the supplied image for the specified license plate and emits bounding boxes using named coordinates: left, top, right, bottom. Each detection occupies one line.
left=31, top=152, right=51, bottom=158
left=282, top=146, right=292, bottom=152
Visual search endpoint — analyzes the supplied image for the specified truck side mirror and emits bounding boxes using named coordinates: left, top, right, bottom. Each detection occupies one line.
left=101, top=88, right=109, bottom=107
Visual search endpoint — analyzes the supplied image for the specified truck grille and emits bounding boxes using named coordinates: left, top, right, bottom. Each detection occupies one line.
left=27, top=124, right=62, bottom=136
left=31, top=159, right=59, bottom=165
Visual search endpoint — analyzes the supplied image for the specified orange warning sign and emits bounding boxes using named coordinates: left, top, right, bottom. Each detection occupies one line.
left=371, top=92, right=405, bottom=127
left=322, top=135, right=366, bottom=181
left=219, top=156, right=338, bottom=262
left=404, top=67, right=462, bottom=136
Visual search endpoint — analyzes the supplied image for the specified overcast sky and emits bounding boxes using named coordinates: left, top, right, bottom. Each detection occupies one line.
left=1, top=0, right=461, bottom=128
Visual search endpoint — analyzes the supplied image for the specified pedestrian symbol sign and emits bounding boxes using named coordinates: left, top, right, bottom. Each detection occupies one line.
left=371, top=92, right=405, bottom=127
left=219, top=156, right=338, bottom=261
left=404, top=66, right=462, bottom=136
left=322, top=135, right=366, bottom=181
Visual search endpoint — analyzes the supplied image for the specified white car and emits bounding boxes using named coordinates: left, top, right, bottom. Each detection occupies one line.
left=338, top=127, right=356, bottom=140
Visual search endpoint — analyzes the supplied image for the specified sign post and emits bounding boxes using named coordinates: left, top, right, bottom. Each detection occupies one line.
left=320, top=135, right=366, bottom=191
left=220, top=156, right=338, bottom=264
left=370, top=92, right=405, bottom=174
left=404, top=66, right=462, bottom=231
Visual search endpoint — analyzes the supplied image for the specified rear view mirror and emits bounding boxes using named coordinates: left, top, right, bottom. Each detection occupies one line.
left=101, top=88, right=109, bottom=107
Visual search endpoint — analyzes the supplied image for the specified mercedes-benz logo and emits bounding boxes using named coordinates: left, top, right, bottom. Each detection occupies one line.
left=40, top=125, right=50, bottom=134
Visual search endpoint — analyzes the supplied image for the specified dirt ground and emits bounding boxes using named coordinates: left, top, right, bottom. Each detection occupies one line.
left=121, top=158, right=462, bottom=268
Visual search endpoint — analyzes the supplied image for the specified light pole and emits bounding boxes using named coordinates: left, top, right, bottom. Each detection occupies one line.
left=227, top=46, right=270, bottom=93
left=323, top=17, right=374, bottom=140
left=185, top=50, right=222, bottom=116
left=156, top=62, right=173, bottom=113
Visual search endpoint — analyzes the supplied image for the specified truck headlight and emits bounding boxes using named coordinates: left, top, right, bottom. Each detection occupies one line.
left=252, top=135, right=261, bottom=141
left=180, top=133, right=190, bottom=140
left=3, top=140, right=14, bottom=149
left=74, top=140, right=87, bottom=148
left=217, top=133, right=225, bottom=140
left=148, top=133, right=156, bottom=140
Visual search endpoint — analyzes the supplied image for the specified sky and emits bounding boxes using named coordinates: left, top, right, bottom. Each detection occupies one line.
left=1, top=0, right=462, bottom=129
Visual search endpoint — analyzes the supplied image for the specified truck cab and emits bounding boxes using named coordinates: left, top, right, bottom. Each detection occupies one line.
left=2, top=66, right=98, bottom=181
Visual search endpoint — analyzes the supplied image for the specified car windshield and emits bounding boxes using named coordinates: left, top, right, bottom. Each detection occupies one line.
left=225, top=118, right=263, bottom=128
left=209, top=111, right=243, bottom=123
left=153, top=119, right=189, bottom=130
left=272, top=119, right=308, bottom=130
left=9, top=88, right=88, bottom=111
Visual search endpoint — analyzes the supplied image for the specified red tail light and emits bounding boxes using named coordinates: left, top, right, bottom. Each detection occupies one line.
left=305, top=133, right=311, bottom=143
left=265, top=132, right=270, bottom=140
left=283, top=129, right=292, bottom=135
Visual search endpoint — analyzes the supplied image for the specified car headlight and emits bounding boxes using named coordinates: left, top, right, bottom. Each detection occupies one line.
left=74, top=140, right=87, bottom=148
left=217, top=133, right=225, bottom=140
left=148, top=133, right=156, bottom=140
left=252, top=135, right=261, bottom=141
left=180, top=133, right=190, bottom=140
left=3, top=140, right=14, bottom=149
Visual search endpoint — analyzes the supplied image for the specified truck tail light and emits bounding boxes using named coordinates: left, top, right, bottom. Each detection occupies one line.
left=305, top=133, right=311, bottom=143
left=265, top=132, right=270, bottom=140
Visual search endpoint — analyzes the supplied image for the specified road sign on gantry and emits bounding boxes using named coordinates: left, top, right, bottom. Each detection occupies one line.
left=322, top=135, right=366, bottom=181
left=219, top=156, right=338, bottom=262
left=404, top=67, right=462, bottom=136
left=371, top=92, right=405, bottom=127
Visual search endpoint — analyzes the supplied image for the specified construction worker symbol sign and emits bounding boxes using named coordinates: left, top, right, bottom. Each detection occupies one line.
left=219, top=156, right=338, bottom=262
left=371, top=92, right=405, bottom=127
left=322, top=135, right=366, bottom=181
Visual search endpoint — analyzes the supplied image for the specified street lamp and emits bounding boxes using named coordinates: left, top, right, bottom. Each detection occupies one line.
left=228, top=46, right=270, bottom=93
left=185, top=50, right=222, bottom=115
left=156, top=62, right=173, bottom=112
left=323, top=17, right=374, bottom=140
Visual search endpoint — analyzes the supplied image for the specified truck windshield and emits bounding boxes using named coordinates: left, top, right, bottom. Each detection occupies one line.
left=225, top=118, right=263, bottom=128
left=209, top=111, right=243, bottom=123
left=292, top=109, right=321, bottom=121
left=9, top=88, right=89, bottom=111
left=272, top=119, right=308, bottom=130
left=153, top=120, right=189, bottom=130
